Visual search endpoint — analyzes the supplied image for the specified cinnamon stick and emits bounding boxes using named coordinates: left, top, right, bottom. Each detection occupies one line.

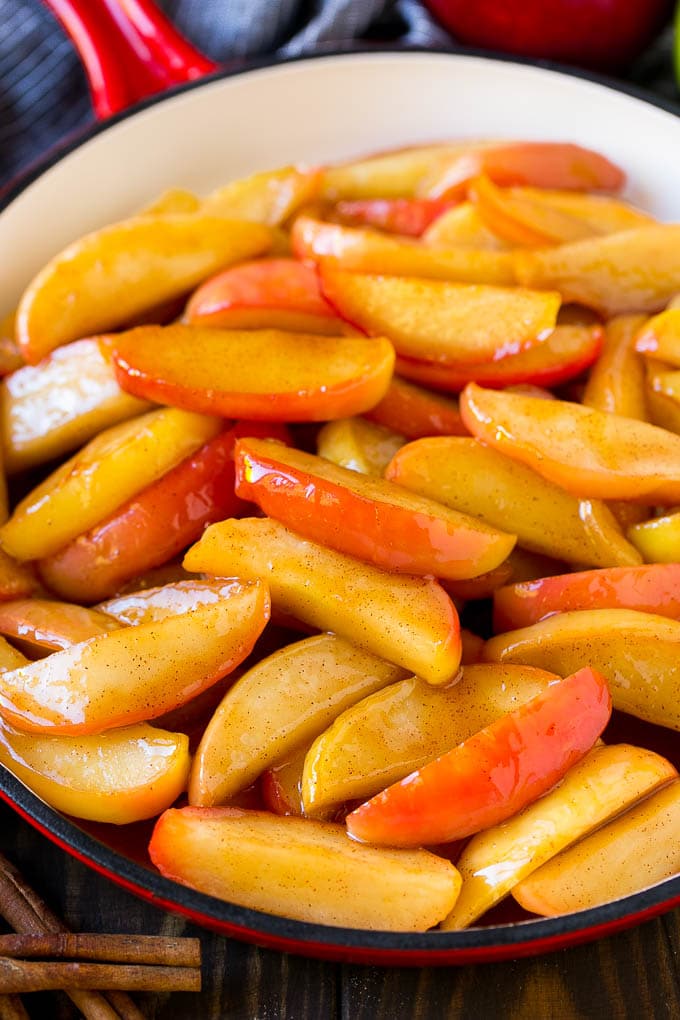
left=0, top=958, right=201, bottom=994
left=0, top=932, right=201, bottom=967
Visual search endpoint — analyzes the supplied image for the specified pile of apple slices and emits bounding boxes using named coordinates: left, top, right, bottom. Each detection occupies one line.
left=0, top=138, right=679, bottom=931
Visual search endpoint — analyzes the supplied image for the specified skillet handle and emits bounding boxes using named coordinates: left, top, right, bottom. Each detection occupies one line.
left=42, top=0, right=218, bottom=118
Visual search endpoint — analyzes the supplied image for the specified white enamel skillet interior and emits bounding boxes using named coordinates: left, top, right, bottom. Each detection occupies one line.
left=0, top=51, right=680, bottom=961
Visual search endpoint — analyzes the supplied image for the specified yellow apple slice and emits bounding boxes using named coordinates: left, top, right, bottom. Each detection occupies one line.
left=203, top=166, right=319, bottom=224
left=189, top=634, right=407, bottom=806
left=0, top=407, right=221, bottom=561
left=0, top=598, right=119, bottom=653
left=140, top=187, right=201, bottom=215
left=442, top=743, right=676, bottom=928
left=97, top=579, right=252, bottom=626
left=0, top=579, right=269, bottom=734
left=302, top=663, right=557, bottom=818
left=0, top=637, right=30, bottom=673
left=514, top=225, right=680, bottom=317
left=1, top=339, right=151, bottom=475
left=0, top=718, right=190, bottom=824
left=513, top=779, right=680, bottom=916
left=581, top=315, right=648, bottom=419
left=316, top=417, right=405, bottom=476
left=149, top=806, right=460, bottom=931
left=16, top=214, right=273, bottom=363
left=484, top=608, right=680, bottom=730
left=184, top=517, right=461, bottom=685
left=386, top=438, right=640, bottom=568
left=423, top=202, right=510, bottom=250
left=319, top=144, right=468, bottom=200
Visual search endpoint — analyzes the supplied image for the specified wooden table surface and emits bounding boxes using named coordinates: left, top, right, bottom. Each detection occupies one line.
left=0, top=801, right=677, bottom=1019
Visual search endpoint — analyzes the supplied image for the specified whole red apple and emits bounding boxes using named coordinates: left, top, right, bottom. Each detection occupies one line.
left=423, top=0, right=674, bottom=72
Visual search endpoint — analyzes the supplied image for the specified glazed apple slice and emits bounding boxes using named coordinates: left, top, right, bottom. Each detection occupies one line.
left=203, top=165, right=319, bottom=224
left=513, top=779, right=680, bottom=917
left=261, top=746, right=308, bottom=817
left=316, top=417, right=405, bottom=476
left=0, top=311, right=24, bottom=377
left=189, top=634, right=406, bottom=806
left=469, top=175, right=597, bottom=246
left=184, top=517, right=461, bottom=686
left=345, top=667, right=611, bottom=848
left=504, top=187, right=654, bottom=235
left=443, top=743, right=676, bottom=928
left=493, top=564, right=680, bottom=631
left=234, top=437, right=516, bottom=579
left=0, top=599, right=119, bottom=653
left=319, top=143, right=475, bottom=200
left=97, top=578, right=253, bottom=626
left=149, top=806, right=460, bottom=931
left=16, top=215, right=273, bottom=364
left=635, top=308, right=680, bottom=366
left=1, top=339, right=151, bottom=475
left=291, top=215, right=515, bottom=285
left=37, top=422, right=281, bottom=604
left=386, top=437, right=641, bottom=568
left=514, top=225, right=680, bottom=316
left=0, top=718, right=190, bottom=824
left=461, top=382, right=680, bottom=503
left=581, top=315, right=648, bottom=419
left=423, top=202, right=510, bottom=250
left=302, top=663, right=557, bottom=817
left=0, top=579, right=269, bottom=734
left=333, top=198, right=455, bottom=237
left=108, top=325, right=395, bottom=421
left=184, top=258, right=341, bottom=334
left=483, top=607, right=680, bottom=730
left=0, top=408, right=221, bottom=562
left=320, top=267, right=560, bottom=364
left=395, top=324, right=603, bottom=392
left=364, top=376, right=467, bottom=437
left=0, top=552, right=39, bottom=603
left=421, top=142, right=626, bottom=200
left=627, top=511, right=680, bottom=564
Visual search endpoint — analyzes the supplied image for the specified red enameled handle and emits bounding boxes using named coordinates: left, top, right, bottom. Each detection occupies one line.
left=42, top=0, right=218, bottom=119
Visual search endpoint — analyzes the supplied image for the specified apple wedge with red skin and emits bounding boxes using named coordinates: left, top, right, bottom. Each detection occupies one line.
left=493, top=563, right=680, bottom=632
left=38, top=421, right=288, bottom=605
left=395, top=324, right=603, bottom=393
left=333, top=198, right=455, bottom=237
left=0, top=599, right=119, bottom=653
left=364, top=376, right=467, bottom=438
left=345, top=666, right=611, bottom=848
left=108, top=325, right=395, bottom=422
left=319, top=266, right=560, bottom=364
left=184, top=258, right=342, bottom=334
left=234, top=437, right=516, bottom=580
left=0, top=580, right=270, bottom=735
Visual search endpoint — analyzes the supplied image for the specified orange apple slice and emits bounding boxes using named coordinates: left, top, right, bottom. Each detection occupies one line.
left=149, top=806, right=460, bottom=931
left=108, top=325, right=395, bottom=422
left=364, top=376, right=466, bottom=438
left=0, top=580, right=269, bottom=734
left=423, top=201, right=510, bottom=250
left=320, top=267, right=560, bottom=364
left=189, top=633, right=406, bottom=806
left=184, top=517, right=461, bottom=686
left=469, top=175, right=597, bottom=247
left=635, top=308, right=680, bottom=366
left=0, top=598, right=119, bottom=653
left=97, top=578, right=253, bottom=626
left=581, top=315, right=648, bottom=419
left=16, top=215, right=273, bottom=364
left=332, top=198, right=455, bottom=237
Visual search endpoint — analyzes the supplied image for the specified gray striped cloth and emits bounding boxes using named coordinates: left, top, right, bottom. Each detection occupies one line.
left=0, top=1, right=675, bottom=188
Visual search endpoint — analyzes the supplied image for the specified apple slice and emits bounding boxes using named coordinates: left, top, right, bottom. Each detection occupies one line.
left=0, top=580, right=269, bottom=734
left=442, top=562, right=513, bottom=602
left=1, top=338, right=151, bottom=475
left=333, top=198, right=455, bottom=237
left=469, top=174, right=597, bottom=246
left=0, top=718, right=190, bottom=824
left=291, top=215, right=515, bottom=285
left=184, top=258, right=341, bottom=334
left=442, top=743, right=676, bottom=928
left=345, top=667, right=611, bottom=848
left=97, top=578, right=252, bottom=626
left=16, top=215, right=273, bottom=364
left=234, top=437, right=516, bottom=579
left=0, top=311, right=24, bottom=376
left=513, top=779, right=680, bottom=917
left=493, top=564, right=680, bottom=631
left=261, top=746, right=308, bottom=817
left=483, top=607, right=680, bottom=730
left=627, top=510, right=680, bottom=564
left=0, top=599, right=119, bottom=653
left=386, top=437, right=641, bottom=568
left=316, top=417, right=405, bottom=476
left=421, top=142, right=626, bottom=199
left=319, top=143, right=474, bottom=200
left=320, top=267, right=560, bottom=364
left=184, top=517, right=461, bottom=686
left=364, top=376, right=467, bottom=438
left=108, top=325, right=394, bottom=422
left=395, top=324, right=603, bottom=392
left=189, top=633, right=406, bottom=806
left=461, top=382, right=680, bottom=503
left=150, top=806, right=460, bottom=930
left=423, top=202, right=510, bottom=250
left=635, top=308, right=680, bottom=366
left=302, top=663, right=557, bottom=817
left=505, top=187, right=654, bottom=234
left=514, top=225, right=680, bottom=316
left=0, top=408, right=221, bottom=563
left=203, top=166, right=319, bottom=224
left=581, top=315, right=648, bottom=419
left=35, top=423, right=281, bottom=604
